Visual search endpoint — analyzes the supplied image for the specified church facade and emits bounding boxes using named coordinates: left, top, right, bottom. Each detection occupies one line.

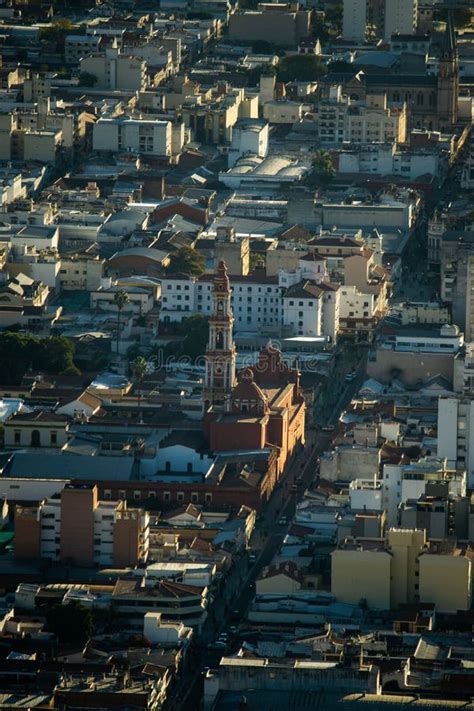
left=203, top=261, right=306, bottom=475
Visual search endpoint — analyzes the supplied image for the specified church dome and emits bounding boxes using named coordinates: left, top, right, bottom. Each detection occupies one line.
left=231, top=368, right=268, bottom=413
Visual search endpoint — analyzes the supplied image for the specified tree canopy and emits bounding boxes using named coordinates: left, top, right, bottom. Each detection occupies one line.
left=78, top=71, right=98, bottom=87
left=0, top=332, right=79, bottom=384
left=276, top=55, right=327, bottom=83
left=166, top=247, right=206, bottom=276
left=177, top=315, right=209, bottom=360
left=161, top=314, right=209, bottom=361
left=46, top=601, right=94, bottom=644
left=310, top=150, right=336, bottom=185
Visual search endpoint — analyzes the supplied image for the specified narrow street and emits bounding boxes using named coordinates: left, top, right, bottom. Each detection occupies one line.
left=169, top=342, right=368, bottom=709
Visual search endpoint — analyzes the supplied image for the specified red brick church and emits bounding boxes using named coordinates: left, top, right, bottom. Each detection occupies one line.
left=203, top=261, right=305, bottom=474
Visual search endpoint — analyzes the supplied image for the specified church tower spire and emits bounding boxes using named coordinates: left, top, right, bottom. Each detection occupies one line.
left=203, top=261, right=236, bottom=412
left=438, top=11, right=459, bottom=129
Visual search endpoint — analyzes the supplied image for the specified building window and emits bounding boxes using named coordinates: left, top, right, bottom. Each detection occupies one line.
left=14, top=431, right=21, bottom=444
left=50, top=431, right=57, bottom=445
left=118, top=489, right=126, bottom=499
left=104, top=489, right=112, bottom=499
left=205, top=493, right=212, bottom=504
left=163, top=491, right=171, bottom=502
left=177, top=492, right=184, bottom=502
left=133, top=491, right=141, bottom=500
left=148, top=491, right=156, bottom=499
left=191, top=492, right=199, bottom=503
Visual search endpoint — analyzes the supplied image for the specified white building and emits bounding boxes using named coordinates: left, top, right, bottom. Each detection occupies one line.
left=384, top=0, right=418, bottom=40
left=437, top=396, right=474, bottom=486
left=383, top=459, right=466, bottom=526
left=90, top=284, right=155, bottom=314
left=349, top=478, right=383, bottom=511
left=228, top=119, right=269, bottom=168
left=160, top=261, right=340, bottom=340
left=343, top=0, right=367, bottom=41
left=386, top=324, right=463, bottom=354
left=160, top=274, right=282, bottom=332
left=338, top=144, right=441, bottom=181
left=279, top=254, right=340, bottom=341
left=93, top=117, right=172, bottom=157
left=338, top=285, right=378, bottom=327
left=144, top=612, right=193, bottom=646
left=219, top=154, right=309, bottom=190
left=35, top=497, right=150, bottom=566
left=263, top=100, right=303, bottom=124
left=311, top=94, right=407, bottom=145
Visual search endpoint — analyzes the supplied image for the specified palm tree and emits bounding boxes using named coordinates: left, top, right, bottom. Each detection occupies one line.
left=132, top=356, right=148, bottom=423
left=114, top=289, right=129, bottom=357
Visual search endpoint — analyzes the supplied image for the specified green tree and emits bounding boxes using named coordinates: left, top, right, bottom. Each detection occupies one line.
left=276, top=55, right=327, bottom=83
left=310, top=149, right=336, bottom=185
left=328, top=59, right=354, bottom=72
left=169, top=315, right=209, bottom=360
left=0, top=333, right=79, bottom=384
left=40, top=19, right=73, bottom=48
left=78, top=71, right=98, bottom=87
left=181, top=315, right=208, bottom=359
left=325, top=4, right=343, bottom=31
left=252, top=40, right=277, bottom=54
left=36, top=336, right=79, bottom=375
left=46, top=601, right=94, bottom=644
left=166, top=247, right=205, bottom=276
left=131, top=356, right=148, bottom=421
left=114, top=289, right=130, bottom=357
left=250, top=252, right=265, bottom=271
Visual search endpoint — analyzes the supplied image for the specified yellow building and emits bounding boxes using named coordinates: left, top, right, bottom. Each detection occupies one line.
left=388, top=528, right=426, bottom=608
left=331, top=542, right=392, bottom=610
left=331, top=529, right=427, bottom=611
left=419, top=545, right=472, bottom=613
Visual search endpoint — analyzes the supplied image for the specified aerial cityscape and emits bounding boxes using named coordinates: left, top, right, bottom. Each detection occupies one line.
left=0, top=0, right=471, bottom=708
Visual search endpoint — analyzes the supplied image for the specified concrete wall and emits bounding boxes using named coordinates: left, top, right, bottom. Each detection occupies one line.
left=320, top=446, right=381, bottom=483
left=331, top=548, right=391, bottom=609
left=419, top=553, right=472, bottom=612
left=367, top=348, right=454, bottom=386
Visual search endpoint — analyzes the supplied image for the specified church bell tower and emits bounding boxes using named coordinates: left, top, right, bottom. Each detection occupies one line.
left=203, top=261, right=236, bottom=412
left=437, top=11, right=459, bottom=129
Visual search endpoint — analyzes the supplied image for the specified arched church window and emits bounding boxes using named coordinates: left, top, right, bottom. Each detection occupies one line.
left=216, top=331, right=224, bottom=349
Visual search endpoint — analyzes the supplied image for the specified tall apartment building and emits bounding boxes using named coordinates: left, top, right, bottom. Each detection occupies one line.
left=15, top=485, right=149, bottom=567
left=384, top=0, right=418, bottom=39
left=160, top=247, right=387, bottom=341
left=438, top=396, right=474, bottom=487
left=440, top=231, right=474, bottom=339
left=181, top=88, right=258, bottom=145
left=228, top=4, right=311, bottom=47
left=80, top=48, right=147, bottom=92
left=312, top=92, right=407, bottom=145
left=342, top=0, right=367, bottom=42
left=332, top=528, right=472, bottom=612
left=93, top=117, right=172, bottom=157
left=343, top=0, right=417, bottom=41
